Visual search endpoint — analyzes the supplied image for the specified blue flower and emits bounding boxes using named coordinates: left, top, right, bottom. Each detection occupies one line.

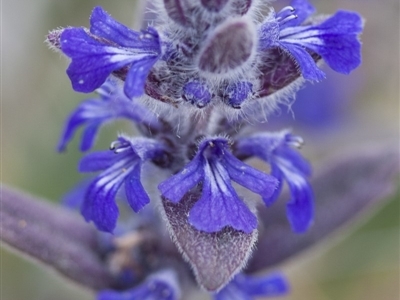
left=80, top=136, right=168, bottom=232
left=235, top=131, right=314, bottom=233
left=214, top=273, right=289, bottom=300
left=60, top=6, right=161, bottom=98
left=159, top=137, right=278, bottom=233
left=259, top=0, right=364, bottom=81
left=98, top=270, right=180, bottom=300
left=58, top=79, right=161, bottom=152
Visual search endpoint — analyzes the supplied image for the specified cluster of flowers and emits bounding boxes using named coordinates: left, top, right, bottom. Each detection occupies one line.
left=48, top=0, right=363, bottom=298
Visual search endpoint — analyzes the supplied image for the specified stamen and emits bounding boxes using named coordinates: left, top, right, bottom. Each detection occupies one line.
left=276, top=6, right=297, bottom=25
left=110, top=139, right=131, bottom=153
left=286, top=135, right=304, bottom=148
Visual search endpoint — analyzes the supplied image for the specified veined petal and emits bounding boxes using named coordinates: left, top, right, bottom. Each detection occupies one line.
left=280, top=11, right=363, bottom=75
left=58, top=80, right=161, bottom=151
left=79, top=150, right=120, bottom=172
left=80, top=136, right=168, bottom=232
left=287, top=181, right=314, bottom=233
left=158, top=158, right=204, bottom=203
left=61, top=28, right=135, bottom=92
left=81, top=168, right=129, bottom=232
left=125, top=163, right=150, bottom=212
left=189, top=161, right=257, bottom=233
left=223, top=150, right=278, bottom=202
left=90, top=6, right=142, bottom=48
left=279, top=41, right=325, bottom=81
left=235, top=131, right=314, bottom=233
left=124, top=55, right=159, bottom=99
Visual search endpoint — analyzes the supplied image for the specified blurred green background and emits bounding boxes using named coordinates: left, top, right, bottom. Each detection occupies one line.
left=2, top=0, right=399, bottom=299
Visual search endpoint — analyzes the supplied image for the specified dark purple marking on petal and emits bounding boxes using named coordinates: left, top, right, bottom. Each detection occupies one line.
left=161, top=190, right=257, bottom=291
left=198, top=19, right=254, bottom=74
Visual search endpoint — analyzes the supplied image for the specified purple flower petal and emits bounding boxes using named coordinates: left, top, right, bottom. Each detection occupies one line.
left=57, top=80, right=161, bottom=152
left=189, top=161, right=257, bottom=233
left=286, top=177, right=314, bottom=233
left=124, top=56, right=159, bottom=99
left=279, top=41, right=325, bottom=81
left=235, top=131, right=314, bottom=233
left=80, top=136, right=168, bottom=232
left=61, top=28, right=135, bottom=93
left=79, top=150, right=119, bottom=172
left=215, top=273, right=289, bottom=300
left=125, top=163, right=150, bottom=212
left=158, top=158, right=203, bottom=203
left=90, top=6, right=142, bottom=48
left=223, top=150, right=278, bottom=202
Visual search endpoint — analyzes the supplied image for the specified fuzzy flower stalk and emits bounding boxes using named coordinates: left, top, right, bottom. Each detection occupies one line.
left=44, top=0, right=364, bottom=298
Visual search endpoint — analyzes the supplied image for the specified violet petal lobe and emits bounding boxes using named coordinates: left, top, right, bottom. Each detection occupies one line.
left=188, top=161, right=257, bottom=233
left=124, top=163, right=150, bottom=212
left=61, top=28, right=135, bottom=93
left=235, top=131, right=314, bottom=233
left=90, top=6, right=141, bottom=48
left=80, top=137, right=167, bottom=232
